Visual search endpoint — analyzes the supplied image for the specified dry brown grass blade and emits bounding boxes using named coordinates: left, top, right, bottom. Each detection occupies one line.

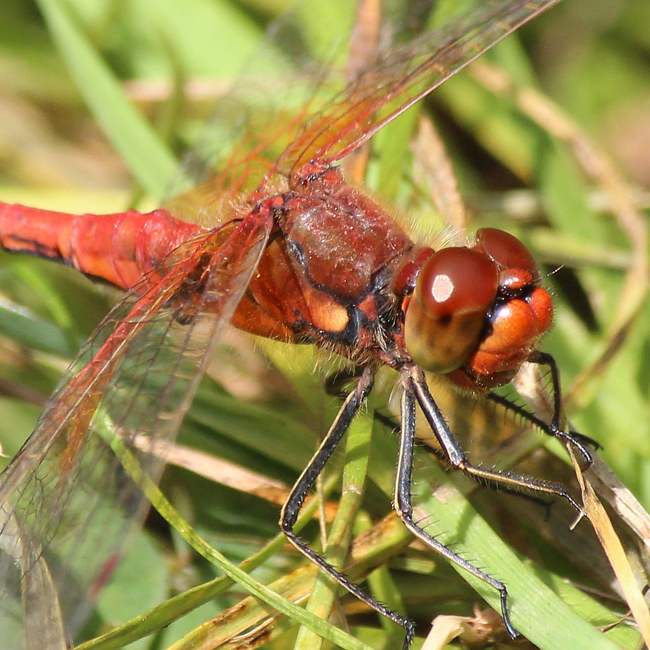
left=412, top=114, right=468, bottom=233
left=342, top=0, right=383, bottom=184
left=585, top=455, right=650, bottom=555
left=165, top=513, right=412, bottom=649
left=131, top=434, right=337, bottom=520
left=515, top=362, right=650, bottom=614
left=165, top=563, right=317, bottom=650
left=572, top=452, right=650, bottom=648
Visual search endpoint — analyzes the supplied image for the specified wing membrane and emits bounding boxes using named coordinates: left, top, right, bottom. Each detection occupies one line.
left=0, top=214, right=271, bottom=648
left=169, top=0, right=559, bottom=217
left=280, top=0, right=560, bottom=175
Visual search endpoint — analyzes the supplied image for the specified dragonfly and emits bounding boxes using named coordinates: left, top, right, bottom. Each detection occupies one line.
left=0, top=0, right=597, bottom=648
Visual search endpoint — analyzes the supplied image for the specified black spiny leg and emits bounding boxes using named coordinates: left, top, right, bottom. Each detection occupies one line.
left=280, top=365, right=416, bottom=650
left=525, top=351, right=597, bottom=468
left=396, top=367, right=519, bottom=638
left=410, top=366, right=584, bottom=514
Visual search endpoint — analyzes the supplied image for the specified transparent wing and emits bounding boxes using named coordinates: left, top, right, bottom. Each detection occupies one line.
left=0, top=212, right=271, bottom=649
left=278, top=0, right=560, bottom=176
left=167, top=0, right=559, bottom=222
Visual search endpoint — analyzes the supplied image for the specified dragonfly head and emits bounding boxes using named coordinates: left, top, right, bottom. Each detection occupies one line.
left=402, top=228, right=553, bottom=390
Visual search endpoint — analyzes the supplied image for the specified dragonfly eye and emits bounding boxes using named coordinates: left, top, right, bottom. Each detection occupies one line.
left=472, top=227, right=540, bottom=290
left=404, top=246, right=499, bottom=373
left=461, top=229, right=554, bottom=384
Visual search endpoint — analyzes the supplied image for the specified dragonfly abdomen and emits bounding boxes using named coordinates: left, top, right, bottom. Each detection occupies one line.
left=0, top=203, right=202, bottom=290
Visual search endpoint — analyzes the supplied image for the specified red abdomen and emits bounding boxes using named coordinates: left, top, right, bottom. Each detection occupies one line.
left=0, top=203, right=202, bottom=290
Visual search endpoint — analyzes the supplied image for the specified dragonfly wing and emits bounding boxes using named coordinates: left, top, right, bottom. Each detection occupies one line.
left=165, top=4, right=359, bottom=213
left=279, top=0, right=560, bottom=176
left=167, top=0, right=559, bottom=218
left=0, top=212, right=271, bottom=649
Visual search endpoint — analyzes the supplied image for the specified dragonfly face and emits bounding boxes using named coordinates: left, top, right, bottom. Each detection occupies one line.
left=402, top=226, right=553, bottom=387
left=0, top=1, right=619, bottom=648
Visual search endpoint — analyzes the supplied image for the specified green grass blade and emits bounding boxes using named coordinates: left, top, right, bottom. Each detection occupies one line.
left=412, top=457, right=631, bottom=650
left=35, top=0, right=178, bottom=198
left=95, top=413, right=374, bottom=650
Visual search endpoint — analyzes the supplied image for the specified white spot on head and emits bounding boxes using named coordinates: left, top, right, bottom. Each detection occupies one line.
left=431, top=274, right=454, bottom=303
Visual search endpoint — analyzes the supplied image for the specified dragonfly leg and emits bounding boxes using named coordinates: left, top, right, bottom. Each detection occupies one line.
left=397, top=370, right=518, bottom=638
left=409, top=366, right=585, bottom=514
left=487, top=392, right=599, bottom=456
left=280, top=365, right=416, bottom=650
left=326, top=367, right=406, bottom=437
left=328, top=370, right=556, bottom=511
left=527, top=351, right=598, bottom=466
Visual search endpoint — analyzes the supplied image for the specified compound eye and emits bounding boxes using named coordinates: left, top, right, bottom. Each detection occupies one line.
left=474, top=228, right=539, bottom=289
left=404, top=247, right=499, bottom=373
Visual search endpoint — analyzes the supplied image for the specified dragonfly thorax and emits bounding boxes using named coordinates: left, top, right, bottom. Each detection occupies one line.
left=230, top=170, right=415, bottom=357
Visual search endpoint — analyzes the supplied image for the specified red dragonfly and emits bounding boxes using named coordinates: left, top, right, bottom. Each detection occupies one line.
left=0, top=0, right=595, bottom=648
